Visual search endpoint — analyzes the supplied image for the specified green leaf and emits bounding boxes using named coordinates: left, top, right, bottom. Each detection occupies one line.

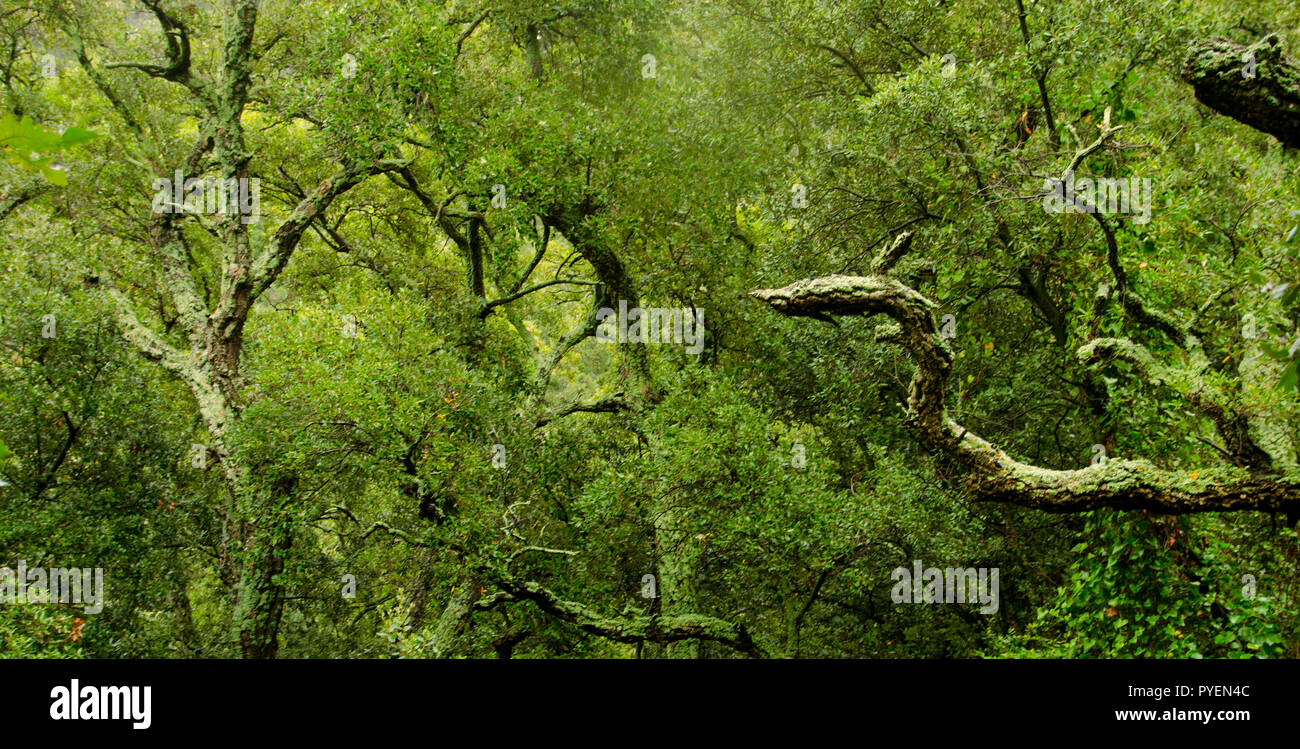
left=1278, top=358, right=1298, bottom=392
left=0, top=114, right=96, bottom=184
left=59, top=127, right=99, bottom=147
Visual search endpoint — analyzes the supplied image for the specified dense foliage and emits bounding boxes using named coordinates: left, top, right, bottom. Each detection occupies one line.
left=1, top=0, right=1298, bottom=658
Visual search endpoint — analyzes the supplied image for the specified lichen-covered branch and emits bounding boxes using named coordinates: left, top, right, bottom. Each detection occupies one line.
left=1181, top=34, right=1300, bottom=148
left=104, top=286, right=190, bottom=375
left=490, top=573, right=764, bottom=657
left=247, top=158, right=410, bottom=308
left=751, top=239, right=1300, bottom=515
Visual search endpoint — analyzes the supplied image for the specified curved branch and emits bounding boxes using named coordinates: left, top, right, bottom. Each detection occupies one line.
left=480, top=278, right=598, bottom=319
left=818, top=45, right=875, bottom=95
left=104, top=1, right=212, bottom=105
left=751, top=244, right=1300, bottom=515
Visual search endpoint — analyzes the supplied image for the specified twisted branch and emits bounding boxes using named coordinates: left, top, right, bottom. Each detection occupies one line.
left=751, top=235, right=1300, bottom=515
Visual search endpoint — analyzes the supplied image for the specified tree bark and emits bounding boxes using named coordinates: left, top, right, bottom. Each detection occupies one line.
left=1182, top=34, right=1300, bottom=148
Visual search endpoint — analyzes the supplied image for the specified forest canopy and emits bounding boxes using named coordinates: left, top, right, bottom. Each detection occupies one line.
left=1, top=0, right=1299, bottom=659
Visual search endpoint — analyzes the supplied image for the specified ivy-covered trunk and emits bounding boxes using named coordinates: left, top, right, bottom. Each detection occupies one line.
left=653, top=503, right=703, bottom=658
left=232, top=511, right=294, bottom=659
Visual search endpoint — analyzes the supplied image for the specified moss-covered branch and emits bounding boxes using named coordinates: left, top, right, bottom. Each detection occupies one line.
left=491, top=574, right=765, bottom=657
left=1182, top=34, right=1300, bottom=148
left=751, top=239, right=1300, bottom=515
